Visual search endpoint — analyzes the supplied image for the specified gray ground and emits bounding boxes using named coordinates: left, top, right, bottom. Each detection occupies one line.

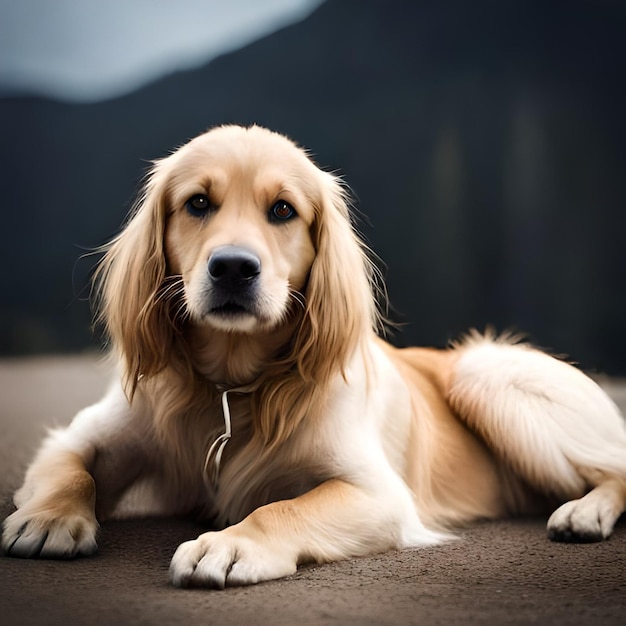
left=1, top=356, right=625, bottom=625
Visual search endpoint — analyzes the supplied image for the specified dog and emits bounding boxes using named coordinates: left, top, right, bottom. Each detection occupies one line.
left=3, top=125, right=626, bottom=589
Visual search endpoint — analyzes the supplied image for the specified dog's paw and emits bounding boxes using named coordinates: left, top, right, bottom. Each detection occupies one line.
left=2, top=506, right=98, bottom=558
left=547, top=496, right=615, bottom=543
left=169, top=528, right=297, bottom=589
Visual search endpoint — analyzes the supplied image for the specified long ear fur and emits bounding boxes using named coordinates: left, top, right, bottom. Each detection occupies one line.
left=295, top=173, right=381, bottom=382
left=94, top=162, right=183, bottom=398
left=256, top=172, right=383, bottom=445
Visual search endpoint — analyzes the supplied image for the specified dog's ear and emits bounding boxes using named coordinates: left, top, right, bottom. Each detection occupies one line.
left=95, top=162, right=175, bottom=397
left=294, top=172, right=381, bottom=385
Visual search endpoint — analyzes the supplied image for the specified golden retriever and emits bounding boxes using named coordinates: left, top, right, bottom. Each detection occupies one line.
left=3, top=125, right=626, bottom=588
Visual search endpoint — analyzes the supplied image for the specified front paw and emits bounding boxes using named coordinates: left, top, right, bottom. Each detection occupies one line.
left=2, top=506, right=98, bottom=559
left=169, top=528, right=297, bottom=589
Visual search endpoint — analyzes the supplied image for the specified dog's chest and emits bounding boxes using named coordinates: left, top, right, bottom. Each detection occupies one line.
left=200, top=394, right=325, bottom=527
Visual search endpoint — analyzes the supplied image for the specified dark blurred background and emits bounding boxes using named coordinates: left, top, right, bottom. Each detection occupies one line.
left=1, top=0, right=625, bottom=373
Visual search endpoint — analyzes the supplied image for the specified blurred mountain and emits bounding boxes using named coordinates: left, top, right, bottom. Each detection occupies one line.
left=1, top=0, right=625, bottom=373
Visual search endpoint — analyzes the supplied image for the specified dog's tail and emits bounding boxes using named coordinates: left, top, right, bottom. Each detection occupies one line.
left=446, top=331, right=626, bottom=500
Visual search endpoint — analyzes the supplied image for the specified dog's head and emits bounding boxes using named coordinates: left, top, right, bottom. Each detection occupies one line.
left=97, top=125, right=381, bottom=409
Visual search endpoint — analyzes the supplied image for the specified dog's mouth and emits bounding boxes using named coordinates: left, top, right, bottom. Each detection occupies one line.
left=202, top=296, right=262, bottom=333
left=209, top=302, right=251, bottom=317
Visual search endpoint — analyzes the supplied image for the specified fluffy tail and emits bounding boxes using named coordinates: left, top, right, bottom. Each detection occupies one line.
left=447, top=332, right=626, bottom=500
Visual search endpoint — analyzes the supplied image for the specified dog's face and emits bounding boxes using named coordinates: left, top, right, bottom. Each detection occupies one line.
left=162, top=126, right=318, bottom=334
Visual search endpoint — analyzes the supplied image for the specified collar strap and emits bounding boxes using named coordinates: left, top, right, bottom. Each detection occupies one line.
left=203, top=383, right=256, bottom=489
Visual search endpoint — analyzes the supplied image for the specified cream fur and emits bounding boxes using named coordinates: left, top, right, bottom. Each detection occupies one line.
left=3, top=126, right=626, bottom=586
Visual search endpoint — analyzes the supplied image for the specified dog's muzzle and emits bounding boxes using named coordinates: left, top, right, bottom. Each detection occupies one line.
left=206, top=245, right=261, bottom=316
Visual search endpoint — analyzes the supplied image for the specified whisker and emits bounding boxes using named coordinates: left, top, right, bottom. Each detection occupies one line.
left=155, top=280, right=185, bottom=306
left=288, top=289, right=306, bottom=312
left=171, top=298, right=191, bottom=325
left=155, top=276, right=185, bottom=304
left=152, top=275, right=191, bottom=327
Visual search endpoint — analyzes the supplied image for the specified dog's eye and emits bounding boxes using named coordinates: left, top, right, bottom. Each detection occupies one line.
left=269, top=201, right=296, bottom=223
left=185, top=194, right=213, bottom=217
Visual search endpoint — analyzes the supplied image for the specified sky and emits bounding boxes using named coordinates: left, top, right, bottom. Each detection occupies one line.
left=0, top=0, right=323, bottom=102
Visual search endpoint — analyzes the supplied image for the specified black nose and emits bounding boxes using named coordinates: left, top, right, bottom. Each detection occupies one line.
left=208, top=246, right=261, bottom=287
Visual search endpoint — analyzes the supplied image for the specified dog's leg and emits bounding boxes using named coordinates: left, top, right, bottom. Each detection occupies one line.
left=447, top=335, right=626, bottom=542
left=2, top=383, right=144, bottom=558
left=169, top=478, right=441, bottom=588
